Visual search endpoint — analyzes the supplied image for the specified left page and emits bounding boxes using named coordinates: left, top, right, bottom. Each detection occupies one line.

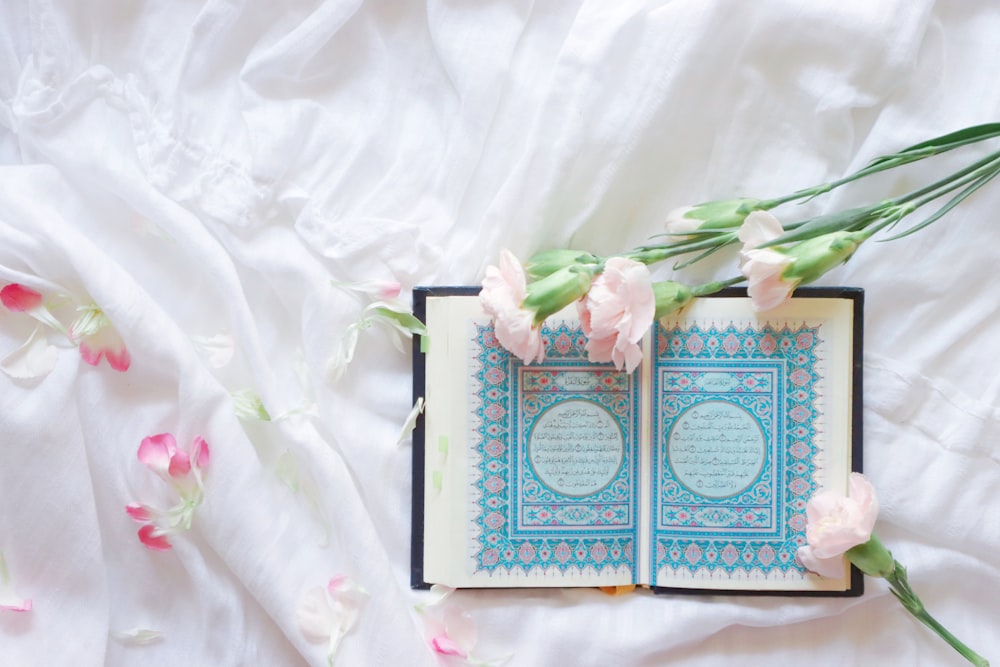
left=417, top=291, right=639, bottom=588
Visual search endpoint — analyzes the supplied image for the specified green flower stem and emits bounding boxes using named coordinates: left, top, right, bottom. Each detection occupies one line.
left=892, top=149, right=1000, bottom=209
left=690, top=276, right=744, bottom=297
left=885, top=561, right=990, bottom=667
left=760, top=124, right=1000, bottom=209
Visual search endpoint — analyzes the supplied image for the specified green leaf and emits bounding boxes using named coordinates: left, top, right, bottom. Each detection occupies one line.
left=759, top=206, right=876, bottom=247
left=370, top=306, right=428, bottom=337
left=881, top=168, right=1000, bottom=241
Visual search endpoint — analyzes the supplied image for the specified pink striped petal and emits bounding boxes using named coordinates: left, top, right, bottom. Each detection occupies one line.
left=0, top=284, right=43, bottom=312
left=138, top=433, right=177, bottom=475
left=191, top=436, right=210, bottom=469
left=125, top=504, right=153, bottom=522
left=167, top=450, right=192, bottom=478
left=79, top=329, right=130, bottom=372
left=430, top=634, right=468, bottom=658
left=105, top=344, right=131, bottom=372
left=137, top=525, right=172, bottom=551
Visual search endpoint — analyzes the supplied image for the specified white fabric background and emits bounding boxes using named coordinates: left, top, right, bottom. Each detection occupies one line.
left=1, top=0, right=997, bottom=665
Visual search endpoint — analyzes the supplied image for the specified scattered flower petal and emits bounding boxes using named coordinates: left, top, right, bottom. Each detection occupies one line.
left=112, top=628, right=164, bottom=645
left=416, top=585, right=510, bottom=666
left=128, top=433, right=210, bottom=550
left=0, top=552, right=31, bottom=612
left=232, top=389, right=271, bottom=421
left=397, top=397, right=425, bottom=445
left=191, top=333, right=235, bottom=368
left=0, top=284, right=43, bottom=311
left=298, top=576, right=368, bottom=665
left=137, top=524, right=173, bottom=551
left=1, top=327, right=59, bottom=379
left=72, top=308, right=131, bottom=371
left=332, top=279, right=403, bottom=301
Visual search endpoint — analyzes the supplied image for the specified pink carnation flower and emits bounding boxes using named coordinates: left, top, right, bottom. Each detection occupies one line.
left=738, top=211, right=795, bottom=311
left=578, top=257, right=655, bottom=372
left=480, top=249, right=545, bottom=364
left=797, top=472, right=879, bottom=578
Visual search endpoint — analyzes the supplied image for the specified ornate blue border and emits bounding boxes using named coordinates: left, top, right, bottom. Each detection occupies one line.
left=469, top=322, right=639, bottom=577
left=650, top=322, right=823, bottom=582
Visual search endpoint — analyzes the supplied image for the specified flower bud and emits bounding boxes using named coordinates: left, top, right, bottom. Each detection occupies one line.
left=652, top=281, right=693, bottom=319
left=846, top=535, right=896, bottom=579
left=522, top=265, right=594, bottom=324
left=523, top=249, right=598, bottom=281
left=781, top=231, right=866, bottom=285
left=666, top=198, right=760, bottom=235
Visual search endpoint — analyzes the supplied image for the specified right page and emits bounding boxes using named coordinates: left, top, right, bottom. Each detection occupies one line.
left=647, top=290, right=862, bottom=594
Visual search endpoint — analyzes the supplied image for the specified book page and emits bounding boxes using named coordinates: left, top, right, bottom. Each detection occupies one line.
left=422, top=295, right=638, bottom=588
left=649, top=297, right=855, bottom=592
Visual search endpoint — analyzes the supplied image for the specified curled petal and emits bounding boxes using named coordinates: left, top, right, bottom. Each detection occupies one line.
left=431, top=634, right=468, bottom=659
left=138, top=433, right=178, bottom=476
left=191, top=436, right=210, bottom=469
left=0, top=284, right=43, bottom=312
left=137, top=524, right=172, bottom=551
left=298, top=587, right=336, bottom=642
left=125, top=503, right=154, bottom=522
left=1, top=327, right=59, bottom=380
left=79, top=326, right=131, bottom=372
left=167, top=449, right=192, bottom=478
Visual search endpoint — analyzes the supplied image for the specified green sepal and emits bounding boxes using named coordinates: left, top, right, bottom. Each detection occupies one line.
left=524, top=249, right=598, bottom=280
left=846, top=535, right=895, bottom=578
left=523, top=265, right=594, bottom=324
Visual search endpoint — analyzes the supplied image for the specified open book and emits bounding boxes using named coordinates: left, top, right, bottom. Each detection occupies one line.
left=411, top=287, right=863, bottom=596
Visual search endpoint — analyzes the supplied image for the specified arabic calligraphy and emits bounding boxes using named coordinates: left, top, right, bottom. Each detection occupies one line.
left=528, top=399, right=625, bottom=497
left=667, top=400, right=766, bottom=499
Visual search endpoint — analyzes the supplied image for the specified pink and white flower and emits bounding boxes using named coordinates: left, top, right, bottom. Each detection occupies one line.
left=480, top=250, right=545, bottom=365
left=127, top=433, right=211, bottom=550
left=578, top=257, right=655, bottom=372
left=297, top=575, right=367, bottom=664
left=69, top=305, right=131, bottom=372
left=416, top=585, right=510, bottom=666
left=797, top=472, right=879, bottom=578
left=738, top=211, right=796, bottom=311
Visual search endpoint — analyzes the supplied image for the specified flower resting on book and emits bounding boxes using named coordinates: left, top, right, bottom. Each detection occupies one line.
left=478, top=123, right=1000, bottom=369
left=798, top=473, right=989, bottom=667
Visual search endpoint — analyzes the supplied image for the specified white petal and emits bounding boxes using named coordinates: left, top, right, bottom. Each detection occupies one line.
left=191, top=333, right=235, bottom=368
left=1, top=328, right=59, bottom=379
left=297, top=587, right=336, bottom=642
left=396, top=397, right=425, bottom=445
left=112, top=628, right=165, bottom=645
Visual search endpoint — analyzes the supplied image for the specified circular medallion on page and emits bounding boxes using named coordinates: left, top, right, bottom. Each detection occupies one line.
left=527, top=399, right=625, bottom=498
left=667, top=400, right=766, bottom=499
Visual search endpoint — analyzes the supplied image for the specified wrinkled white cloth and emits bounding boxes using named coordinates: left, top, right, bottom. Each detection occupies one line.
left=1, top=0, right=997, bottom=665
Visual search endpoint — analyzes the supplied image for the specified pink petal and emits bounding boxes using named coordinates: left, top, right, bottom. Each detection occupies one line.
left=0, top=599, right=32, bottom=612
left=0, top=284, right=43, bottom=312
left=137, top=524, right=172, bottom=551
left=430, top=634, right=468, bottom=659
left=78, top=341, right=104, bottom=367
left=797, top=545, right=845, bottom=578
left=191, top=436, right=210, bottom=469
left=138, top=433, right=177, bottom=475
left=125, top=504, right=153, bottom=522
left=79, top=327, right=130, bottom=372
left=105, top=345, right=131, bottom=372
left=167, top=450, right=192, bottom=478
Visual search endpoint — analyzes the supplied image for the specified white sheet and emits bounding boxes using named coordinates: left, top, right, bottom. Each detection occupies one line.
left=1, top=1, right=997, bottom=665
